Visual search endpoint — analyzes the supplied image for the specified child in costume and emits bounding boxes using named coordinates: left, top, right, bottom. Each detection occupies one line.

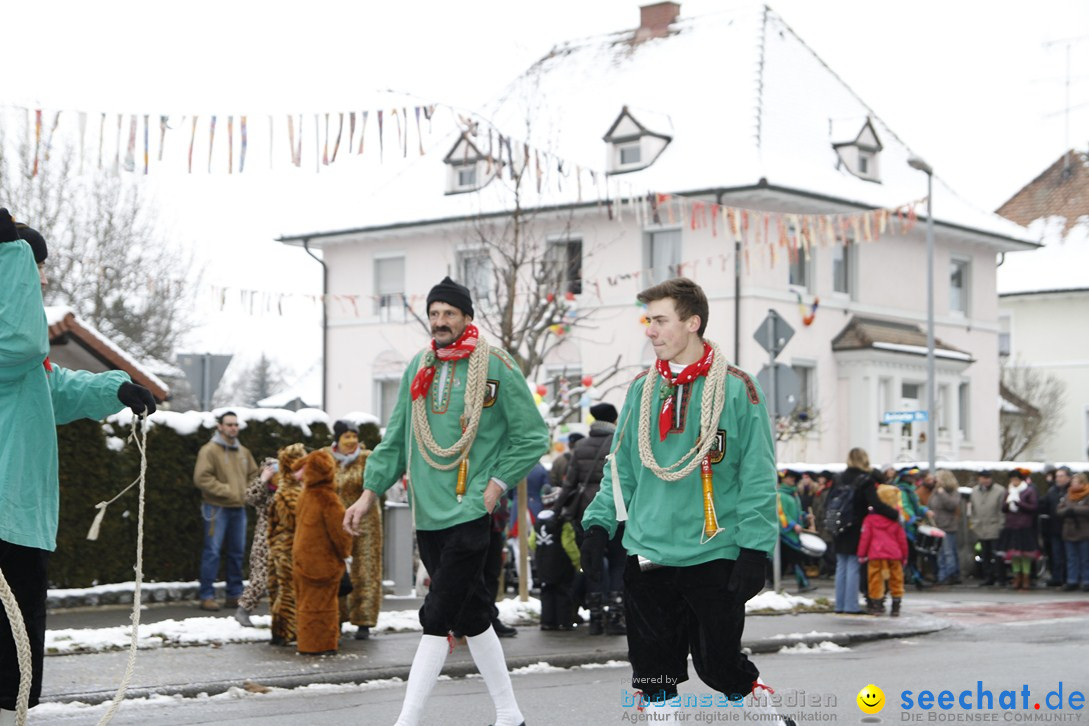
left=532, top=485, right=580, bottom=631
left=858, top=484, right=908, bottom=616
left=292, top=449, right=353, bottom=655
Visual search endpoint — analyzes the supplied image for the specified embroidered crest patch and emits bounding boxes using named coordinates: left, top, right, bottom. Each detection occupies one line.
left=709, top=429, right=727, bottom=464
left=483, top=379, right=500, bottom=408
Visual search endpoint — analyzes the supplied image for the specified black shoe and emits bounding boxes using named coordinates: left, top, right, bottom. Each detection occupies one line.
left=977, top=580, right=995, bottom=587
left=354, top=626, right=370, bottom=640
left=269, top=636, right=286, bottom=646
left=540, top=624, right=558, bottom=631
left=1046, top=580, right=1063, bottom=587
left=492, top=620, right=518, bottom=638
left=1063, top=583, right=1079, bottom=591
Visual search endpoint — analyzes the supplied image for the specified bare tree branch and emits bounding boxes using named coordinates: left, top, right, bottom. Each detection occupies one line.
left=999, top=356, right=1066, bottom=460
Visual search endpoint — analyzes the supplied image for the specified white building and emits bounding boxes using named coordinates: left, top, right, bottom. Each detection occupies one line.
left=997, top=151, right=1089, bottom=462
left=278, top=2, right=1034, bottom=465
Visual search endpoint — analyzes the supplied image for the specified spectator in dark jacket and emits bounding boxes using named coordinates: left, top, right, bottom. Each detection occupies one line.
left=832, top=448, right=900, bottom=614
left=1043, top=467, right=1071, bottom=586
left=1055, top=472, right=1089, bottom=591
left=560, top=403, right=622, bottom=635
left=549, top=433, right=584, bottom=490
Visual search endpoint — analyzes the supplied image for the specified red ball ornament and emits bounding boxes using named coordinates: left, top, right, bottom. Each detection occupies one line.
left=581, top=375, right=593, bottom=387
left=536, top=384, right=548, bottom=397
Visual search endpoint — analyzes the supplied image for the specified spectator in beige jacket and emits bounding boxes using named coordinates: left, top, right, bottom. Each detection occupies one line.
left=194, top=411, right=258, bottom=611
left=969, top=470, right=1005, bottom=587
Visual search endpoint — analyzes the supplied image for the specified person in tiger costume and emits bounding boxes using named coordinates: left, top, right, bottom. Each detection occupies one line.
left=328, top=419, right=382, bottom=640
left=266, top=443, right=307, bottom=645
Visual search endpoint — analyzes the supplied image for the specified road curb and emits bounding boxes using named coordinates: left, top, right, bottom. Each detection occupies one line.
left=38, top=619, right=949, bottom=706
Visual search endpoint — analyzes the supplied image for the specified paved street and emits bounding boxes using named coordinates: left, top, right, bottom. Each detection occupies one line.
left=24, top=586, right=1089, bottom=725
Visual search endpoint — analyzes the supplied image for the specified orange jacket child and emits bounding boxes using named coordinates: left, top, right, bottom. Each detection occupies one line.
left=292, top=449, right=353, bottom=654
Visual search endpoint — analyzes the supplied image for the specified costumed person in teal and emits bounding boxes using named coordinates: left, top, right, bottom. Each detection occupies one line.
left=892, top=466, right=933, bottom=587
left=343, top=276, right=548, bottom=726
left=0, top=211, right=156, bottom=724
left=580, top=278, right=784, bottom=724
left=776, top=469, right=816, bottom=593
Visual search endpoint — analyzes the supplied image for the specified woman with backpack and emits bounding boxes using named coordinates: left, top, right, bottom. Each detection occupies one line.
left=830, top=448, right=901, bottom=613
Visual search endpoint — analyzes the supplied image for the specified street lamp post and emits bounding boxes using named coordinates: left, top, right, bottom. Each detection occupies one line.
left=907, top=156, right=936, bottom=477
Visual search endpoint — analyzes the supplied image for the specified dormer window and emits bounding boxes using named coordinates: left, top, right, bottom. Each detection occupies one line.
left=603, top=106, right=672, bottom=174
left=832, top=117, right=883, bottom=183
left=443, top=133, right=497, bottom=194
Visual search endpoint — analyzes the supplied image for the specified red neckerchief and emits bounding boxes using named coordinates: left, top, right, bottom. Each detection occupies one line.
left=410, top=324, right=479, bottom=401
left=43, top=356, right=52, bottom=372
left=655, top=342, right=713, bottom=441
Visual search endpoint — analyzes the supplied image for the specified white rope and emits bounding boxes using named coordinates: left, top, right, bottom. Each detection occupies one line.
left=95, top=413, right=150, bottom=725
left=0, top=564, right=32, bottom=726
left=636, top=339, right=727, bottom=482
left=410, top=339, right=490, bottom=471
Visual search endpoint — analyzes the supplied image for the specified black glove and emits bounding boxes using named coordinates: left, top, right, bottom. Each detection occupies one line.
left=727, top=548, right=768, bottom=601
left=0, top=209, right=17, bottom=243
left=579, top=525, right=608, bottom=582
left=117, top=381, right=157, bottom=415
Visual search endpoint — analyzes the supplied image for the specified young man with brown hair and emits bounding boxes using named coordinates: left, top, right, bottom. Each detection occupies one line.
left=581, top=277, right=783, bottom=723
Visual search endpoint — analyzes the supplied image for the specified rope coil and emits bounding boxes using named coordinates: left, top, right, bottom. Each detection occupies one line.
left=410, top=338, right=490, bottom=472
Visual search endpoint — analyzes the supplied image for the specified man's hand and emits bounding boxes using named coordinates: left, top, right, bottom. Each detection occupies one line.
left=579, top=526, right=608, bottom=582
left=117, top=381, right=156, bottom=415
left=726, top=548, right=768, bottom=602
left=260, top=465, right=276, bottom=484
left=0, top=209, right=17, bottom=242
left=344, top=489, right=377, bottom=535
left=484, top=479, right=504, bottom=513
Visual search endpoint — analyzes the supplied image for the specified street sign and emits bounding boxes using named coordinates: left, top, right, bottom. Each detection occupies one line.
left=757, top=363, right=801, bottom=417
left=177, top=353, right=234, bottom=411
left=754, top=310, right=794, bottom=358
left=882, top=410, right=929, bottom=424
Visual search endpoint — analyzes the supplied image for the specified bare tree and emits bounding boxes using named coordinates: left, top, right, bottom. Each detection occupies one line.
left=0, top=137, right=200, bottom=363
left=446, top=124, right=628, bottom=430
left=1000, top=357, right=1066, bottom=460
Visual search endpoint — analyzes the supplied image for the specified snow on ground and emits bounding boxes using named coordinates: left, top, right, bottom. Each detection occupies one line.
left=769, top=630, right=834, bottom=640
left=43, top=587, right=818, bottom=654
left=746, top=591, right=817, bottom=612
left=776, top=641, right=850, bottom=654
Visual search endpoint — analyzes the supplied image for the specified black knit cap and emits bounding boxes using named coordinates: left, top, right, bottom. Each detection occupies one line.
left=15, top=223, right=48, bottom=264
left=589, top=402, right=618, bottom=423
left=332, top=419, right=359, bottom=443
left=426, top=276, right=474, bottom=318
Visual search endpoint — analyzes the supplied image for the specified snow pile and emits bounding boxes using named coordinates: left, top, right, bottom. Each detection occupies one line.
left=777, top=641, right=850, bottom=654
left=745, top=591, right=817, bottom=612
left=770, top=630, right=834, bottom=640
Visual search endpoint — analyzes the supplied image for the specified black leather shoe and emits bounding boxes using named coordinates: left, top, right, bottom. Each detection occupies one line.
left=492, top=619, right=518, bottom=638
left=354, top=626, right=370, bottom=640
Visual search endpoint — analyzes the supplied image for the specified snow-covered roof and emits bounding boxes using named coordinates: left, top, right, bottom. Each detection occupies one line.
left=257, top=359, right=323, bottom=409
left=45, top=305, right=171, bottom=401
left=279, top=2, right=1034, bottom=249
left=997, top=215, right=1089, bottom=295
left=997, top=151, right=1089, bottom=294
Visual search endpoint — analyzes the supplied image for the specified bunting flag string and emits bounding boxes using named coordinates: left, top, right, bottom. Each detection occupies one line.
left=240, top=116, right=248, bottom=173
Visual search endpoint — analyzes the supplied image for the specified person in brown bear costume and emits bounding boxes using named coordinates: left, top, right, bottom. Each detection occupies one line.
left=291, top=449, right=353, bottom=655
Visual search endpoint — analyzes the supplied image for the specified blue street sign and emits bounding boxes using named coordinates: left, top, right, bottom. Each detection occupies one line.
left=882, top=410, right=928, bottom=424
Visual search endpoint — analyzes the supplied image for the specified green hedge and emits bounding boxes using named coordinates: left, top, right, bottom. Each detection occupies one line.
left=53, top=413, right=380, bottom=588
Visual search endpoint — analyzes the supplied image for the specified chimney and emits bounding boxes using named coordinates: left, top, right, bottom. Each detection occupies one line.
left=637, top=2, right=680, bottom=41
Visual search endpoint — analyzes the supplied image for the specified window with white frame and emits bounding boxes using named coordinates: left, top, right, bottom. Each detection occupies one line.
left=938, top=384, right=951, bottom=435
left=374, top=255, right=406, bottom=322
left=950, top=259, right=969, bottom=314
left=832, top=239, right=854, bottom=296
left=545, top=239, right=583, bottom=295
left=646, top=229, right=681, bottom=284
left=901, top=382, right=921, bottom=402
left=878, top=377, right=893, bottom=430
left=958, top=382, right=971, bottom=440
left=618, top=141, right=642, bottom=167
left=458, top=249, right=494, bottom=303
left=791, top=362, right=816, bottom=414
left=789, top=249, right=812, bottom=291
left=998, top=312, right=1012, bottom=357
left=375, top=377, right=402, bottom=425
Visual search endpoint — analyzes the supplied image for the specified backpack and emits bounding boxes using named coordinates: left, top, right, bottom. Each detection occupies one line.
left=822, top=474, right=861, bottom=536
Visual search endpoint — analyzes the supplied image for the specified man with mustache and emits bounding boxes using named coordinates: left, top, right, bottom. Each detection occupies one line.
left=344, top=276, right=548, bottom=726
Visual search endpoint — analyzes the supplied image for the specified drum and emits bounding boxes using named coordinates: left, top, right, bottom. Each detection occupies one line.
left=914, top=524, right=945, bottom=555
left=798, top=531, right=827, bottom=558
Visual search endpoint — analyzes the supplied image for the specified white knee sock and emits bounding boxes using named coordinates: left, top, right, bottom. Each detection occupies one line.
left=394, top=635, right=449, bottom=726
left=466, top=626, right=524, bottom=726
left=0, top=708, right=18, bottom=726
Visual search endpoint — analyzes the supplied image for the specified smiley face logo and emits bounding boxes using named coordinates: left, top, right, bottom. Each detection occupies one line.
left=857, top=684, right=885, bottom=714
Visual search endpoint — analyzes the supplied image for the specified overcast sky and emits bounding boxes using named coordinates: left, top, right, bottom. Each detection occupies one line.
left=6, top=0, right=1087, bottom=398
